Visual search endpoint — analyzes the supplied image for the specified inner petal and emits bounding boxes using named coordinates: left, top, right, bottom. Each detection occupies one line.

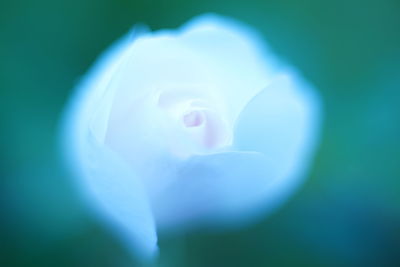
left=183, top=110, right=204, bottom=127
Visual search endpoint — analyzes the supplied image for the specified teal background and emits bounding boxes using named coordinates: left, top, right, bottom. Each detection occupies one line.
left=1, top=0, right=400, bottom=266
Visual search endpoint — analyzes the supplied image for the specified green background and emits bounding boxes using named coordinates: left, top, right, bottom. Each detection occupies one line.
left=1, top=0, right=400, bottom=266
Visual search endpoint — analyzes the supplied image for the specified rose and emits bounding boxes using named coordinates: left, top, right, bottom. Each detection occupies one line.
left=61, top=13, right=321, bottom=259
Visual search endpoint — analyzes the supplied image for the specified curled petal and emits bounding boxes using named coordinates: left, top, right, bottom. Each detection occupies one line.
left=62, top=26, right=158, bottom=259
left=235, top=72, right=322, bottom=205
left=76, top=137, right=158, bottom=259
left=180, top=13, right=282, bottom=120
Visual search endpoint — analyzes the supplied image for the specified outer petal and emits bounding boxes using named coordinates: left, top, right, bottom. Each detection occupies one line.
left=234, top=71, right=322, bottom=207
left=61, top=26, right=158, bottom=259
left=179, top=13, right=283, bottom=120
left=75, top=138, right=158, bottom=259
left=151, top=151, right=277, bottom=230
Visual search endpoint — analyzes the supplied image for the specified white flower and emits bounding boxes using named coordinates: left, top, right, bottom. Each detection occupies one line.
left=61, top=13, right=321, bottom=259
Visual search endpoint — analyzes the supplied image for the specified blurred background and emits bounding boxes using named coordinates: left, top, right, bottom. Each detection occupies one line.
left=1, top=0, right=400, bottom=266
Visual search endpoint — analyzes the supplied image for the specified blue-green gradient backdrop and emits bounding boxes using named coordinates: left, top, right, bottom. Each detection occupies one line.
left=1, top=0, right=399, bottom=266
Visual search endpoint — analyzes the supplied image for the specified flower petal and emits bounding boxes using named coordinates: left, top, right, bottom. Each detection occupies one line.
left=151, top=151, right=278, bottom=230
left=234, top=71, right=322, bottom=200
left=179, top=13, right=282, bottom=120
left=65, top=25, right=146, bottom=146
left=76, top=137, right=158, bottom=259
left=61, top=26, right=158, bottom=259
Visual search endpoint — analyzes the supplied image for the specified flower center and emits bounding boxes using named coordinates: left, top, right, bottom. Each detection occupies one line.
left=156, top=88, right=232, bottom=158
left=182, top=110, right=204, bottom=127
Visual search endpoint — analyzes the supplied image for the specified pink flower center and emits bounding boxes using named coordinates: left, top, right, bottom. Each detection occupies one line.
left=182, top=110, right=204, bottom=127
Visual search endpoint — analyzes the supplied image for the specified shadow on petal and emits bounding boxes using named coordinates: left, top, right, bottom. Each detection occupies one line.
left=234, top=72, right=322, bottom=213
left=153, top=151, right=277, bottom=231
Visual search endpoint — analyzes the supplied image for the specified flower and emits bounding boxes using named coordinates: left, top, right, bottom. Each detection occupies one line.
left=61, top=13, right=321, bottom=259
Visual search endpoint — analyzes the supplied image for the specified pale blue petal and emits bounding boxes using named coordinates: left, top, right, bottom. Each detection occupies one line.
left=76, top=137, right=158, bottom=259
left=151, top=151, right=277, bottom=230
left=234, top=71, right=322, bottom=204
left=63, top=26, right=144, bottom=147
left=179, top=13, right=283, bottom=120
left=61, top=26, right=158, bottom=259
